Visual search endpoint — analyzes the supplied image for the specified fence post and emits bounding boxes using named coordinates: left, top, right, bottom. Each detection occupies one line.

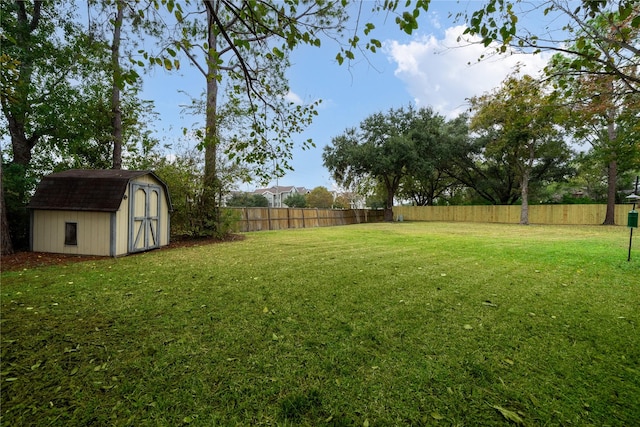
left=242, top=207, right=247, bottom=232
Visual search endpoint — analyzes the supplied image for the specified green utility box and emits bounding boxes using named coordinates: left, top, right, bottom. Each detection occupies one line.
left=629, top=210, right=638, bottom=228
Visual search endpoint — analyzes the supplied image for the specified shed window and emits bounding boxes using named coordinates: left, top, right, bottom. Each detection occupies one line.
left=65, top=222, right=77, bottom=246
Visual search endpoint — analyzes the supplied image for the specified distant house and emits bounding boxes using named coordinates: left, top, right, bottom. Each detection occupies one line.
left=28, top=169, right=172, bottom=257
left=253, top=186, right=309, bottom=207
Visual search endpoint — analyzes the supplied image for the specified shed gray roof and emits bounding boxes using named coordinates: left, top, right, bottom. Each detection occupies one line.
left=28, top=169, right=171, bottom=212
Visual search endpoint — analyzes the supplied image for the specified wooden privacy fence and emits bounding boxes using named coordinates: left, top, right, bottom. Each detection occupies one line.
left=393, top=204, right=632, bottom=226
left=227, top=208, right=385, bottom=232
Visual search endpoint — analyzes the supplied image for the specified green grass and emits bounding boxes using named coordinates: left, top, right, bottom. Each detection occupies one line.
left=2, top=222, right=639, bottom=426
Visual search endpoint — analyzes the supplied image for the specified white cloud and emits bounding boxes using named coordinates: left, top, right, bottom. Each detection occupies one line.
left=384, top=25, right=552, bottom=118
left=285, top=90, right=303, bottom=104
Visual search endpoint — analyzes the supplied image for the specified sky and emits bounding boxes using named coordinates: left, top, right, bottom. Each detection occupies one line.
left=140, top=1, right=556, bottom=193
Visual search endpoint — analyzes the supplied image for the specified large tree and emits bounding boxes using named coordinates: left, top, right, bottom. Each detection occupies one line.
left=0, top=1, right=86, bottom=167
left=449, top=128, right=522, bottom=205
left=398, top=114, right=469, bottom=206
left=1, top=1, right=100, bottom=253
left=324, top=106, right=445, bottom=220
left=306, top=186, right=333, bottom=208
left=86, top=0, right=167, bottom=169
left=469, top=74, right=572, bottom=224
left=546, top=8, right=640, bottom=224
left=283, top=193, right=307, bottom=208
left=562, top=73, right=640, bottom=223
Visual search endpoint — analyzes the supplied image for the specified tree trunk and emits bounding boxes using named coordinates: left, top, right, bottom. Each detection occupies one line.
left=4, top=117, right=35, bottom=255
left=7, top=119, right=35, bottom=167
left=603, top=114, right=617, bottom=225
left=383, top=177, right=395, bottom=221
left=603, top=158, right=617, bottom=225
left=384, top=191, right=394, bottom=221
left=202, top=5, right=219, bottom=226
left=520, top=167, right=530, bottom=225
left=1, top=161, right=14, bottom=255
left=518, top=144, right=535, bottom=225
left=110, top=0, right=124, bottom=170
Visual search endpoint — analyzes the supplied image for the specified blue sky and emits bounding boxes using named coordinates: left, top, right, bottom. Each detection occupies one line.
left=141, top=1, right=555, bottom=192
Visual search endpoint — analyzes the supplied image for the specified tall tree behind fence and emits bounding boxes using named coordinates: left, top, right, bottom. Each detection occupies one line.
left=227, top=208, right=385, bottom=232
left=393, top=205, right=631, bottom=225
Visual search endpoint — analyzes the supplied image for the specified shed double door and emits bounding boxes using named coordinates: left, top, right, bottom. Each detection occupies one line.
left=129, top=183, right=161, bottom=253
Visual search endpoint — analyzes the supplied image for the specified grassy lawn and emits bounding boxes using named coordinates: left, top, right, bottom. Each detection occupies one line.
left=2, top=222, right=639, bottom=426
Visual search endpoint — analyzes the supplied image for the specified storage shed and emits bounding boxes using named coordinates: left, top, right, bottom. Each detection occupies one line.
left=28, top=169, right=172, bottom=257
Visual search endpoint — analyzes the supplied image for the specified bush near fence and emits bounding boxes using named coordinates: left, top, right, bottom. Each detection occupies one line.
left=227, top=208, right=385, bottom=232
left=393, top=204, right=632, bottom=226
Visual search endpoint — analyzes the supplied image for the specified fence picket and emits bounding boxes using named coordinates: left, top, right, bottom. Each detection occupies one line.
left=227, top=208, right=385, bottom=232
left=393, top=204, right=629, bottom=226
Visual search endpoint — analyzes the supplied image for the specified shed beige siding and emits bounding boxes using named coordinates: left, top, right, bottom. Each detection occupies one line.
left=115, top=199, right=129, bottom=256
left=32, top=210, right=112, bottom=256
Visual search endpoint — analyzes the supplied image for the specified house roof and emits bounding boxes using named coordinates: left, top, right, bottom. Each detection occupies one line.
left=253, top=186, right=307, bottom=195
left=28, top=169, right=171, bottom=212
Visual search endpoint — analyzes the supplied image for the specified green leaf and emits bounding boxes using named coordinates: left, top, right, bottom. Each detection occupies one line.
left=618, top=4, right=632, bottom=20
left=272, top=46, right=284, bottom=59
left=364, top=23, right=375, bottom=35
left=492, top=405, right=524, bottom=425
